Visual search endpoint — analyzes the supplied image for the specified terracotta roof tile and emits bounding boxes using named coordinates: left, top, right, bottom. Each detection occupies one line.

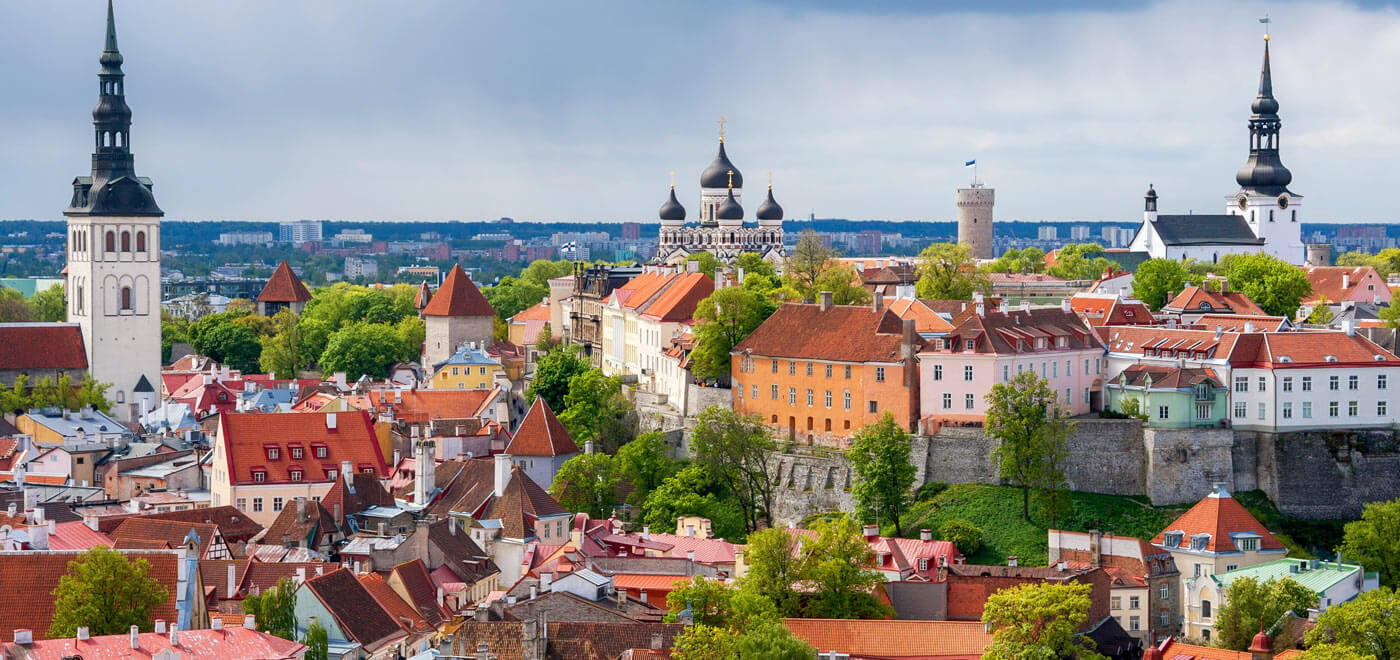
left=0, top=625, right=307, bottom=658
left=485, top=466, right=567, bottom=539
left=0, top=550, right=182, bottom=640
left=422, top=264, right=495, bottom=317
left=783, top=619, right=991, bottom=657
left=885, top=298, right=956, bottom=334
left=111, top=518, right=221, bottom=558
left=359, top=571, right=435, bottom=634
left=933, top=308, right=1099, bottom=356
left=389, top=559, right=450, bottom=628
left=257, top=261, right=312, bottom=303
left=303, top=568, right=408, bottom=652
left=321, top=472, right=395, bottom=526
left=257, top=498, right=337, bottom=549
left=1192, top=314, right=1287, bottom=332
left=1156, top=639, right=1255, bottom=660
left=0, top=324, right=87, bottom=370
left=510, top=300, right=553, bottom=323
left=1165, top=285, right=1266, bottom=316
left=367, top=388, right=497, bottom=423
left=733, top=304, right=919, bottom=363
left=1114, top=365, right=1222, bottom=390
left=507, top=398, right=579, bottom=457
left=97, top=505, right=264, bottom=541
left=217, top=411, right=388, bottom=486
left=638, top=272, right=714, bottom=323
left=549, top=622, right=686, bottom=660
left=47, top=521, right=114, bottom=551
left=1303, top=266, right=1388, bottom=304
left=1151, top=488, right=1284, bottom=553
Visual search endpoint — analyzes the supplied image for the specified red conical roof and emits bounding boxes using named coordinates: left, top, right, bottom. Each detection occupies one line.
left=506, top=397, right=579, bottom=457
left=422, top=264, right=494, bottom=317
left=257, top=261, right=312, bottom=303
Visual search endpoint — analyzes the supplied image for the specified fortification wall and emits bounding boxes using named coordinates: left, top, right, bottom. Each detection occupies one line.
left=1255, top=430, right=1400, bottom=519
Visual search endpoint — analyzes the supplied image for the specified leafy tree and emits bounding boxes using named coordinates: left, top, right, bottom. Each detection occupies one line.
left=987, top=247, right=1047, bottom=274
left=810, top=262, right=872, bottom=305
left=986, top=370, right=1072, bottom=521
left=846, top=413, right=917, bottom=536
left=1048, top=244, right=1115, bottom=281
left=735, top=252, right=777, bottom=280
left=1304, top=587, right=1399, bottom=660
left=483, top=275, right=548, bottom=320
left=318, top=322, right=406, bottom=380
left=665, top=576, right=742, bottom=627
left=200, top=322, right=262, bottom=373
left=1301, top=646, right=1379, bottom=660
left=30, top=283, right=66, bottom=322
left=691, top=286, right=771, bottom=379
left=302, top=618, right=330, bottom=660
left=226, top=298, right=256, bottom=314
left=393, top=316, right=425, bottom=362
left=642, top=465, right=746, bottom=542
left=49, top=546, right=168, bottom=637
left=73, top=375, right=113, bottom=413
left=982, top=582, right=1105, bottom=660
left=915, top=242, right=987, bottom=300
left=161, top=312, right=191, bottom=364
left=940, top=519, right=984, bottom=556
left=672, top=624, right=739, bottom=660
left=534, top=323, right=556, bottom=353
left=1340, top=498, right=1400, bottom=588
left=188, top=309, right=251, bottom=356
left=684, top=251, right=722, bottom=279
left=800, top=517, right=891, bottom=619
left=690, top=406, right=779, bottom=532
left=742, top=527, right=807, bottom=616
left=665, top=577, right=814, bottom=660
left=551, top=453, right=621, bottom=520
left=1215, top=576, right=1318, bottom=651
left=232, top=313, right=277, bottom=338
left=243, top=577, right=299, bottom=640
left=259, top=310, right=305, bottom=378
left=1222, top=252, right=1313, bottom=318
left=0, top=287, right=35, bottom=322
left=1133, top=258, right=1198, bottom=310
left=521, top=259, right=573, bottom=287
left=559, top=369, right=635, bottom=452
left=526, top=347, right=589, bottom=412
left=616, top=432, right=677, bottom=504
left=786, top=229, right=837, bottom=298
left=1308, top=298, right=1335, bottom=324
left=1381, top=304, right=1400, bottom=330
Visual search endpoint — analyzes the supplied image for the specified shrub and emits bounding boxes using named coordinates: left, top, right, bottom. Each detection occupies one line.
left=940, top=519, right=984, bottom=556
left=916, top=481, right=949, bottom=502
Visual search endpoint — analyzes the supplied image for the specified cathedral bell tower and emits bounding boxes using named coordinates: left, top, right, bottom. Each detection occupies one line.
left=65, top=0, right=162, bottom=420
left=1227, top=33, right=1303, bottom=264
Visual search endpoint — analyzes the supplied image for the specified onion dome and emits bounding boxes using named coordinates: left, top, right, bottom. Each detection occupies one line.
left=659, top=186, right=686, bottom=224
left=716, top=188, right=744, bottom=223
left=1235, top=37, right=1292, bottom=195
left=701, top=141, right=743, bottom=189
left=757, top=185, right=783, bottom=224
left=1248, top=628, right=1272, bottom=654
left=1145, top=184, right=1157, bottom=200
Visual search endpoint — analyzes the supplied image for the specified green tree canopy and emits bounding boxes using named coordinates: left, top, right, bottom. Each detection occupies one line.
left=665, top=577, right=814, bottom=660
left=1304, top=587, right=1399, bottom=660
left=846, top=412, right=917, bottom=536
left=982, top=582, right=1105, bottom=660
left=1214, top=576, right=1318, bottom=651
left=915, top=242, right=988, bottom=300
left=986, top=247, right=1047, bottom=275
left=521, top=259, right=574, bottom=287
left=690, top=286, right=772, bottom=379
left=810, top=262, right=873, bottom=306
left=1048, top=244, right=1115, bottom=281
left=799, top=516, right=891, bottom=619
left=49, top=546, right=168, bottom=637
left=558, top=368, right=635, bottom=452
left=986, top=370, right=1072, bottom=521
left=642, top=464, right=746, bottom=542
left=551, top=452, right=621, bottom=520
left=302, top=618, right=330, bottom=660
left=259, top=309, right=305, bottom=379
left=1340, top=498, right=1400, bottom=588
left=318, top=322, right=406, bottom=380
left=526, top=347, right=589, bottom=412
left=690, top=406, right=779, bottom=532
left=684, top=251, right=723, bottom=279
left=785, top=229, right=837, bottom=299
left=30, top=283, right=67, bottom=322
left=616, top=432, right=678, bottom=504
left=940, top=519, right=984, bottom=556
left=735, top=252, right=777, bottom=280
left=1132, top=258, right=1198, bottom=310
left=1222, top=252, right=1313, bottom=318
left=483, top=275, right=549, bottom=320
left=242, top=577, right=299, bottom=640
left=742, top=527, right=807, bottom=616
left=199, top=322, right=262, bottom=373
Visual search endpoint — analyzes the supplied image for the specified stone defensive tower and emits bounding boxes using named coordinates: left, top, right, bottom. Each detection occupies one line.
left=956, top=184, right=995, bottom=260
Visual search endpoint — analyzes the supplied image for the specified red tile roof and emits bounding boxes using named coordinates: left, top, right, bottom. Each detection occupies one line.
left=359, top=571, right=435, bottom=635
left=0, top=550, right=182, bottom=641
left=0, top=324, right=87, bottom=370
left=422, top=264, right=495, bottom=317
left=218, top=411, right=388, bottom=486
left=1151, top=487, right=1285, bottom=553
left=366, top=388, right=497, bottom=423
left=932, top=307, right=1099, bottom=356
left=1192, top=314, right=1287, bottom=332
left=1165, top=285, right=1266, bottom=316
left=1155, top=639, right=1255, bottom=660
left=484, top=466, right=568, bottom=539
left=885, top=298, right=956, bottom=334
left=1303, top=266, right=1389, bottom=304
left=1113, top=365, right=1222, bottom=390
left=733, top=303, right=919, bottom=363
left=783, top=619, right=992, bottom=658
left=302, top=568, right=408, bottom=653
left=257, top=260, right=312, bottom=303
left=388, top=559, right=450, bottom=628
left=1070, top=295, right=1154, bottom=326
left=0, top=625, right=307, bottom=658
left=97, top=506, right=264, bottom=542
left=111, top=518, right=221, bottom=559
left=506, top=398, right=578, bottom=457
left=509, top=299, right=553, bottom=323
left=320, top=472, right=395, bottom=526
left=47, top=521, right=114, bottom=551
left=638, top=272, right=714, bottom=323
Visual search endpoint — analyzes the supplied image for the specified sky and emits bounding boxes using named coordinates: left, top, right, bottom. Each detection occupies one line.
left=1, top=0, right=1398, bottom=224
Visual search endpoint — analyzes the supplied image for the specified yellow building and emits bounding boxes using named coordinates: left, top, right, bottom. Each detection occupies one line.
left=429, top=343, right=504, bottom=391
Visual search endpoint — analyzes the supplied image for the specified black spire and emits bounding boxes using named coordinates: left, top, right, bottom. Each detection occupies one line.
left=67, top=0, right=162, bottom=217
left=1234, top=37, right=1291, bottom=196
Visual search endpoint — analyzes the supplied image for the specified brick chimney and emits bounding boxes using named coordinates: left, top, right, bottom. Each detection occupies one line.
left=920, top=529, right=932, bottom=542
left=862, top=524, right=879, bottom=541
left=1089, top=530, right=1102, bottom=567
left=494, top=453, right=512, bottom=498
left=819, top=291, right=833, bottom=312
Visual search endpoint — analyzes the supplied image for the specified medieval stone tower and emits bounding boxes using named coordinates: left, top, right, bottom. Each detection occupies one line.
left=956, top=184, right=995, bottom=260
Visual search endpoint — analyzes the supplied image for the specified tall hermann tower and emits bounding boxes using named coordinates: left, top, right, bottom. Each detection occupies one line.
left=64, top=0, right=162, bottom=421
left=956, top=183, right=995, bottom=260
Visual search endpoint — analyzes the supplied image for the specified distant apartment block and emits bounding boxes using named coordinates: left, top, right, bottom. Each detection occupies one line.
left=344, top=256, right=379, bottom=280
left=279, top=220, right=323, bottom=245
left=332, top=228, right=373, bottom=243
left=1037, top=225, right=1058, bottom=241
left=621, top=222, right=642, bottom=240
left=472, top=232, right=513, bottom=241
left=216, top=231, right=274, bottom=246
left=1070, top=225, right=1090, bottom=241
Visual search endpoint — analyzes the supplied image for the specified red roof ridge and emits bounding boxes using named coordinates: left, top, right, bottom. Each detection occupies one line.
left=257, top=261, right=313, bottom=303
left=506, top=397, right=579, bottom=457
left=422, top=264, right=495, bottom=317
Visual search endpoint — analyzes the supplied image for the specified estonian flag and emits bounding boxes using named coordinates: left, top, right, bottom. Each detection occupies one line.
left=964, top=160, right=976, bottom=167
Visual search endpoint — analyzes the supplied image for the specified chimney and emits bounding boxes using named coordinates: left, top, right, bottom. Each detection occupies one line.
left=1342, top=318, right=1356, bottom=337
left=449, top=520, right=457, bottom=536
left=862, top=524, right=879, bottom=540
left=437, top=586, right=445, bottom=606
left=530, top=585, right=538, bottom=600
left=975, top=303, right=985, bottom=317
left=296, top=497, right=307, bottom=524
left=226, top=563, right=237, bottom=598
left=901, top=318, right=916, bottom=361
left=129, top=625, right=140, bottom=649
left=687, top=550, right=695, bottom=563
left=211, top=618, right=223, bottom=631
left=1244, top=321, right=1255, bottom=333
left=540, top=572, right=553, bottom=591
left=819, top=291, right=833, bottom=312
left=641, top=525, right=650, bottom=540
left=169, top=627, right=179, bottom=647
left=1343, top=273, right=1351, bottom=289
left=76, top=627, right=89, bottom=641
left=1007, top=556, right=1019, bottom=567
left=585, top=441, right=594, bottom=455
left=13, top=630, right=31, bottom=645
left=919, top=529, right=932, bottom=542
left=1215, top=325, right=1224, bottom=340
left=872, top=295, right=884, bottom=314
left=341, top=460, right=355, bottom=489
left=494, top=453, right=512, bottom=497
left=243, top=615, right=257, bottom=630
left=1089, top=530, right=1102, bottom=567
left=1061, top=298, right=1071, bottom=313
left=325, top=413, right=337, bottom=430
left=1020, top=300, right=1031, bottom=313
left=296, top=567, right=307, bottom=584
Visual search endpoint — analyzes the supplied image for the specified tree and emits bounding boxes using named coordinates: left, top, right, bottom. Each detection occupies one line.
left=483, top=276, right=548, bottom=320
left=1133, top=258, right=1197, bottom=310
left=526, top=347, right=589, bottom=412
left=534, top=323, right=556, bottom=353
left=738, top=622, right=816, bottom=660
left=302, top=618, right=330, bottom=660
left=161, top=312, right=191, bottom=364
left=1048, top=244, right=1115, bottom=281
left=684, top=251, right=722, bottom=279
left=1305, top=587, right=1399, bottom=660
left=846, top=413, right=917, bottom=536
left=642, top=465, right=746, bottom=542
left=665, top=577, right=814, bottom=660
left=559, top=369, right=635, bottom=452
left=259, top=309, right=305, bottom=378
left=1223, top=252, right=1313, bottom=318
left=318, top=322, right=406, bottom=380
left=940, top=519, right=984, bottom=556
left=690, top=406, right=779, bottom=532
left=30, top=283, right=66, bottom=322
left=393, top=316, right=425, bottom=362
left=521, top=259, right=573, bottom=287
left=1308, top=298, right=1335, bottom=324
left=691, top=286, right=770, bottom=379
left=1215, top=576, right=1318, bottom=651
left=49, top=546, right=168, bottom=637
left=200, top=322, right=262, bottom=373
left=987, top=247, right=1047, bottom=275
left=982, top=582, right=1105, bottom=660
left=742, top=527, right=807, bottom=616
left=735, top=252, right=777, bottom=280
left=915, top=242, right=987, bottom=300
left=242, top=576, right=299, bottom=640
left=800, top=517, right=891, bottom=619
left=986, top=370, right=1072, bottom=521
left=786, top=229, right=837, bottom=298
left=616, top=432, right=677, bottom=504
left=551, top=453, right=621, bottom=520
left=811, top=262, right=872, bottom=305
left=73, top=375, right=113, bottom=413
left=672, top=624, right=739, bottom=660
left=1381, top=304, right=1400, bottom=330
left=0, top=287, right=35, bottom=322
left=1340, top=498, right=1400, bottom=588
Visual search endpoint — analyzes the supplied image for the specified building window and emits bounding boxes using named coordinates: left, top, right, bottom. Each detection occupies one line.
left=966, top=393, right=975, bottom=409
left=771, top=360, right=777, bottom=374
left=290, top=470, right=302, bottom=482
left=844, top=390, right=851, bottom=410
left=751, top=384, right=757, bottom=399
left=1084, top=359, right=1091, bottom=375
left=105, top=230, right=115, bottom=252
left=120, top=286, right=132, bottom=311
left=1158, top=405, right=1169, bottom=420
left=943, top=393, right=952, bottom=409
left=327, top=469, right=337, bottom=480
left=1379, top=374, right=1388, bottom=390
left=771, top=384, right=778, bottom=400
left=1159, top=585, right=1169, bottom=600
left=789, top=361, right=796, bottom=375
left=136, top=231, right=146, bottom=252
left=268, top=448, right=279, bottom=460
left=290, top=447, right=303, bottom=459
left=1003, top=365, right=1010, bottom=381
left=964, top=365, right=974, bottom=382
left=1282, top=402, right=1292, bottom=419
left=1302, top=376, right=1312, bottom=392
left=806, top=362, right=813, bottom=377
left=1349, top=375, right=1360, bottom=391
left=806, top=389, right=814, bottom=407
left=1083, top=388, right=1090, bottom=404
left=253, top=471, right=266, bottom=483
left=825, top=364, right=832, bottom=378
left=934, top=365, right=942, bottom=381
left=1380, top=400, right=1388, bottom=416
left=876, top=367, right=886, bottom=382
left=1235, top=377, right=1248, bottom=392
left=1303, top=401, right=1312, bottom=418
left=1111, top=596, right=1121, bottom=610
left=869, top=401, right=878, bottom=413
left=1329, top=401, right=1339, bottom=417
left=1258, top=402, right=1266, bottom=420
left=236, top=498, right=247, bottom=512
left=845, top=365, right=851, bottom=379
left=1202, top=600, right=1212, bottom=618
left=1349, top=401, right=1358, bottom=417
left=965, top=339, right=975, bottom=350
left=824, top=390, right=832, bottom=408
left=1330, top=375, right=1340, bottom=391
left=1258, top=376, right=1267, bottom=392
left=788, top=388, right=796, bottom=406
left=1282, top=377, right=1292, bottom=392
left=1197, top=402, right=1212, bottom=419
left=1160, top=612, right=1170, bottom=627
left=1052, top=361, right=1058, bottom=378
left=451, top=367, right=459, bottom=376
left=361, top=467, right=374, bottom=475
left=1129, top=596, right=1140, bottom=610
left=1129, top=616, right=1140, bottom=631
left=252, top=498, right=263, bottom=512
left=315, top=446, right=327, bottom=458
left=1238, top=538, right=1258, bottom=551
left=121, top=230, right=131, bottom=252
left=272, top=497, right=283, bottom=512
left=1234, top=402, right=1246, bottom=418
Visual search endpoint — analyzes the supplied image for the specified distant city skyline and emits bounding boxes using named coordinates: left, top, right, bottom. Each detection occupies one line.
left=1, top=1, right=1398, bottom=223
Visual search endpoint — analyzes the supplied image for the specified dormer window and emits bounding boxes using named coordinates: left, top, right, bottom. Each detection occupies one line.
left=1325, top=355, right=1338, bottom=363
left=313, top=445, right=328, bottom=458
left=290, top=447, right=303, bottom=460
left=1124, top=309, right=1135, bottom=318
left=266, top=447, right=280, bottom=461
left=1237, top=538, right=1259, bottom=552
left=361, top=467, right=374, bottom=475
left=964, top=339, right=975, bottom=351
left=289, top=470, right=303, bottom=482
left=1057, top=337, right=1068, bottom=348
left=1163, top=531, right=1183, bottom=547
left=252, top=470, right=266, bottom=483
left=1190, top=534, right=1210, bottom=551
left=326, top=469, right=338, bottom=480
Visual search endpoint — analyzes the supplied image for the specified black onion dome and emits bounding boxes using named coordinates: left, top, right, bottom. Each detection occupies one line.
left=700, top=141, right=743, bottom=189
left=659, top=187, right=686, bottom=221
left=1145, top=184, right=1157, bottom=199
left=756, top=187, right=783, bottom=221
left=716, top=188, right=744, bottom=221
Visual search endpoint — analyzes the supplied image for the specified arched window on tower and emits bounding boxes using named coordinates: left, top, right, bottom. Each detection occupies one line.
left=121, top=231, right=131, bottom=252
left=1269, top=209, right=1274, bottom=223
left=105, top=231, right=115, bottom=253
left=136, top=231, right=146, bottom=252
left=120, top=286, right=132, bottom=311
left=103, top=132, right=111, bottom=148
left=1292, top=210, right=1297, bottom=222
left=115, top=132, right=122, bottom=148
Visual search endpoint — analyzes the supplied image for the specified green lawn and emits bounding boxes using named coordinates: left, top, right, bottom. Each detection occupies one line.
left=897, top=484, right=1344, bottom=566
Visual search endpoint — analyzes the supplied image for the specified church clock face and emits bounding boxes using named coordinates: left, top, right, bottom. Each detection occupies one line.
left=1237, top=196, right=1248, bottom=210
left=1278, top=195, right=1288, bottom=209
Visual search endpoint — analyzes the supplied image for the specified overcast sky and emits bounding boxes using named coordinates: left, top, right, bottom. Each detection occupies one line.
left=1, top=0, right=1397, bottom=224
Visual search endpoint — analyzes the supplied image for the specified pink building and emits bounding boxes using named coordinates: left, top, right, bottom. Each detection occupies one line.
left=916, top=302, right=1105, bottom=426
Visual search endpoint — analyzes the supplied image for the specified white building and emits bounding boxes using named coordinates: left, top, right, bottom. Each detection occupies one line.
left=278, top=220, right=323, bottom=245
left=344, top=256, right=379, bottom=280
left=215, top=231, right=274, bottom=246
left=332, top=228, right=373, bottom=244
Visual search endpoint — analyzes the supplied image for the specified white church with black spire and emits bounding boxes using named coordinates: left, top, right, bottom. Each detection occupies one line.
left=1130, top=33, right=1305, bottom=265
left=653, top=123, right=787, bottom=265
left=64, top=1, right=162, bottom=421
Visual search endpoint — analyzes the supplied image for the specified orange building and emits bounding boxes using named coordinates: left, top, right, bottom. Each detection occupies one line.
left=730, top=294, right=922, bottom=447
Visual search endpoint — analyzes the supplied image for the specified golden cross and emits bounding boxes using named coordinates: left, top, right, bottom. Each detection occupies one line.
left=718, top=117, right=726, bottom=142
left=669, top=170, right=676, bottom=189
left=768, top=170, right=773, bottom=189
left=727, top=170, right=734, bottom=188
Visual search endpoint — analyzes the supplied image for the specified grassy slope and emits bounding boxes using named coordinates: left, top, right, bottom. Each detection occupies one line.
left=899, top=484, right=1344, bottom=566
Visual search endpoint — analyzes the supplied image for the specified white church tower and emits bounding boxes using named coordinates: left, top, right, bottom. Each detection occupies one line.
left=1227, top=33, right=1304, bottom=264
left=64, top=1, right=161, bottom=420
